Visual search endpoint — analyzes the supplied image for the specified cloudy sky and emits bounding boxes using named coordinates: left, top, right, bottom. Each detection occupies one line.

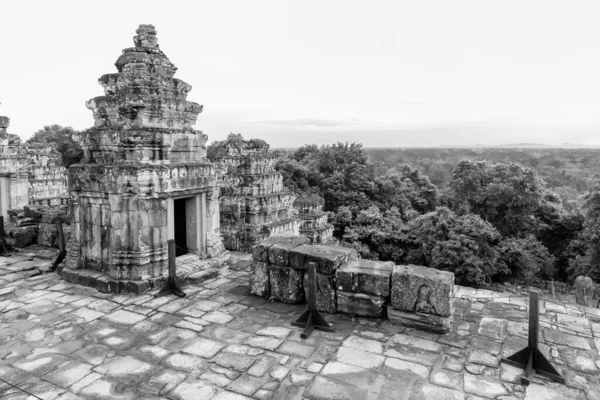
left=1, top=0, right=600, bottom=147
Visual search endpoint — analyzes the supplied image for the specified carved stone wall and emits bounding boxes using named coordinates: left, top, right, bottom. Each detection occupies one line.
left=61, top=25, right=225, bottom=292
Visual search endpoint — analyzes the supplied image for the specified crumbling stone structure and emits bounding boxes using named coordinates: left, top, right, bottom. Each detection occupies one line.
left=216, top=138, right=299, bottom=252
left=0, top=106, right=68, bottom=219
left=0, top=111, right=28, bottom=217
left=60, top=25, right=225, bottom=293
left=294, top=194, right=334, bottom=244
left=250, top=237, right=455, bottom=333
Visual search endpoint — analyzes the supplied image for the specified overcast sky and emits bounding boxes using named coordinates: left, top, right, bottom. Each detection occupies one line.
left=1, top=0, right=600, bottom=147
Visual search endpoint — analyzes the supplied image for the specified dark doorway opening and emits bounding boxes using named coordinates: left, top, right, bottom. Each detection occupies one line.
left=174, top=198, right=188, bottom=257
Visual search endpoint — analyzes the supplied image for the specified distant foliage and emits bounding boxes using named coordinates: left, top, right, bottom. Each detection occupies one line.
left=273, top=144, right=597, bottom=287
left=26, top=125, right=84, bottom=167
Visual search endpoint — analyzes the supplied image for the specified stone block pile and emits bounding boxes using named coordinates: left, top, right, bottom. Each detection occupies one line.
left=250, top=237, right=455, bottom=332
left=4, top=206, right=69, bottom=248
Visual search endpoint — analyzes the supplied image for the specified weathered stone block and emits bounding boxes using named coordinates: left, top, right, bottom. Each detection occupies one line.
left=303, top=271, right=336, bottom=313
left=6, top=225, right=38, bottom=248
left=41, top=209, right=67, bottom=224
left=387, top=308, right=451, bottom=334
left=391, top=264, right=454, bottom=317
left=289, top=245, right=358, bottom=274
left=37, top=223, right=58, bottom=247
left=336, top=260, right=394, bottom=297
left=250, top=261, right=270, bottom=299
left=269, top=237, right=311, bottom=266
left=574, top=275, right=595, bottom=307
left=269, top=264, right=305, bottom=304
left=337, top=291, right=386, bottom=317
left=252, top=236, right=309, bottom=262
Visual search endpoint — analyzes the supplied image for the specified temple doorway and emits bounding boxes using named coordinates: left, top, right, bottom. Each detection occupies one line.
left=174, top=198, right=188, bottom=256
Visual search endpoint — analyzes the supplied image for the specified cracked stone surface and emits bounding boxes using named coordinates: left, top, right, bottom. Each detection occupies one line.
left=0, top=248, right=599, bottom=399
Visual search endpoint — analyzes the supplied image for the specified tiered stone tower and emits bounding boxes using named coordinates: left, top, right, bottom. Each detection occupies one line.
left=61, top=25, right=225, bottom=292
left=294, top=194, right=334, bottom=244
left=217, top=137, right=299, bottom=252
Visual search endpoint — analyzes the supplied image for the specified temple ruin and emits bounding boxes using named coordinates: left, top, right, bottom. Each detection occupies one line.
left=60, top=25, right=225, bottom=293
left=216, top=137, right=299, bottom=252
left=0, top=105, right=68, bottom=219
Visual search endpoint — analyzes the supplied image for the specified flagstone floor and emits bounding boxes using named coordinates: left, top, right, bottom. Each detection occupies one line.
left=0, top=249, right=599, bottom=399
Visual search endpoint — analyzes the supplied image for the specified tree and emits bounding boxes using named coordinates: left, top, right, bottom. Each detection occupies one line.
left=498, top=236, right=556, bottom=282
left=372, top=165, right=439, bottom=218
left=207, top=133, right=245, bottom=160
left=26, top=125, right=83, bottom=167
left=403, top=207, right=510, bottom=286
left=448, top=160, right=546, bottom=237
left=567, top=187, right=600, bottom=281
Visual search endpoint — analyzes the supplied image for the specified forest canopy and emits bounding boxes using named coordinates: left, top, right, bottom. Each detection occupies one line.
left=262, top=142, right=600, bottom=287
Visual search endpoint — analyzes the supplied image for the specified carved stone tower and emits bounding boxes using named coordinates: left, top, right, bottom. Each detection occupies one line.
left=61, top=25, right=225, bottom=292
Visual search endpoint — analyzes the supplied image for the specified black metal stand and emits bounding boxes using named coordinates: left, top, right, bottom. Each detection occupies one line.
left=155, top=240, right=186, bottom=298
left=501, top=291, right=565, bottom=385
left=292, top=262, right=334, bottom=338
left=0, top=216, right=15, bottom=256
left=50, top=221, right=66, bottom=271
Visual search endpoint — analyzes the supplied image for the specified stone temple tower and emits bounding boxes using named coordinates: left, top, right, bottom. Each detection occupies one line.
left=61, top=25, right=226, bottom=292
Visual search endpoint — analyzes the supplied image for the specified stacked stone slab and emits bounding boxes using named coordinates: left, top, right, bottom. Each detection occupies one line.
left=388, top=264, right=454, bottom=333
left=250, top=238, right=455, bottom=332
left=61, top=25, right=226, bottom=293
left=217, top=138, right=299, bottom=252
left=336, top=260, right=394, bottom=317
left=294, top=194, right=334, bottom=244
left=250, top=237, right=358, bottom=313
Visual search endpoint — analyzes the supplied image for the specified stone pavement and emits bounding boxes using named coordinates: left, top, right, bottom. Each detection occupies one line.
left=0, top=252, right=599, bottom=399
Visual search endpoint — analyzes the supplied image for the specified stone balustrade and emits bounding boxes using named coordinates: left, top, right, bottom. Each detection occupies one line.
left=250, top=236, right=456, bottom=333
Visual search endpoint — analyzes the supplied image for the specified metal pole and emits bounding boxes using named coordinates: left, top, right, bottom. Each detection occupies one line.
left=291, top=262, right=334, bottom=338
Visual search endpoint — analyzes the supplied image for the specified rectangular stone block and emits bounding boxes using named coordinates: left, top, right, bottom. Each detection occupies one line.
left=250, top=261, right=270, bottom=299
left=336, top=260, right=394, bottom=297
left=391, top=264, right=454, bottom=317
left=252, top=236, right=310, bottom=263
left=269, top=264, right=305, bottom=304
left=269, top=237, right=311, bottom=266
left=387, top=308, right=451, bottom=334
left=289, top=245, right=358, bottom=274
left=337, top=291, right=386, bottom=317
left=303, top=271, right=336, bottom=314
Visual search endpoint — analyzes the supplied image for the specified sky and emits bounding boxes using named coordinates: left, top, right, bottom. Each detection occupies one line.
left=1, top=0, right=600, bottom=147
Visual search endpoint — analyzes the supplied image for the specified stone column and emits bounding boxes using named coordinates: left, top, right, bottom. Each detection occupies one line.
left=167, top=197, right=174, bottom=241
left=200, top=192, right=207, bottom=255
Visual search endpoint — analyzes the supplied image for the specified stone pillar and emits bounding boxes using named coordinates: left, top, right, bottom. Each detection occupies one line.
left=185, top=196, right=198, bottom=253
left=200, top=192, right=207, bottom=255
left=167, top=197, right=174, bottom=241
left=574, top=275, right=595, bottom=307
left=0, top=176, right=9, bottom=219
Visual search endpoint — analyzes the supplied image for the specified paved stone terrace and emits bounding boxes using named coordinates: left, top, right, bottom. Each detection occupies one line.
left=0, top=252, right=599, bottom=399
